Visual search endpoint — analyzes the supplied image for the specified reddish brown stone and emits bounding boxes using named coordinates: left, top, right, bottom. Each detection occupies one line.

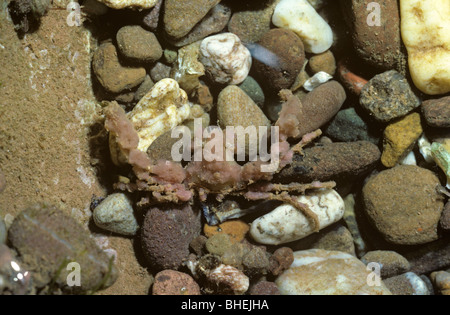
left=422, top=96, right=450, bottom=128
left=152, top=270, right=201, bottom=295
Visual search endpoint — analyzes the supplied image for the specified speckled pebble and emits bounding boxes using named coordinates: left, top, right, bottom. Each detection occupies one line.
left=206, top=234, right=233, bottom=256
left=361, top=251, right=411, bottom=279
left=422, top=96, right=450, bottom=128
left=203, top=219, right=250, bottom=243
left=308, top=50, right=336, bottom=76
left=153, top=270, right=201, bottom=295
left=134, top=75, right=154, bottom=102
left=430, top=271, right=450, bottom=295
left=249, top=281, right=280, bottom=295
left=116, top=25, right=162, bottom=63
left=384, top=272, right=430, bottom=295
left=440, top=202, right=450, bottom=231
left=242, top=246, right=270, bottom=277
left=269, top=247, right=294, bottom=276
left=238, top=76, right=265, bottom=108
left=93, top=193, right=138, bottom=236
left=150, top=62, right=172, bottom=83
left=311, top=224, right=356, bottom=256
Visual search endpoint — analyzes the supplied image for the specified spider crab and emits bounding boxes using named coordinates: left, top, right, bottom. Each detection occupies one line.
left=104, top=81, right=335, bottom=232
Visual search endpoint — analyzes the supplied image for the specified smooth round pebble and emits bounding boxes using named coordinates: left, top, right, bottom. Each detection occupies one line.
left=249, top=281, right=280, bottom=295
left=238, top=76, right=265, bottom=108
left=308, top=50, right=336, bottom=76
left=116, top=25, right=162, bottom=63
left=153, top=270, right=201, bottom=295
left=205, top=234, right=233, bottom=256
left=384, top=272, right=430, bottom=295
left=93, top=193, right=138, bottom=236
left=361, top=251, right=411, bottom=279
left=422, top=96, right=450, bottom=128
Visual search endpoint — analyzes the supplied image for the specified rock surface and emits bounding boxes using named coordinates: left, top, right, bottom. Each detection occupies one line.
left=275, top=249, right=392, bottom=295
left=363, top=165, right=445, bottom=245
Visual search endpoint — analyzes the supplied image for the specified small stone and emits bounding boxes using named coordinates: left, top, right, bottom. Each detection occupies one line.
left=189, top=235, right=208, bottom=256
left=400, top=0, right=450, bottom=95
left=163, top=49, right=177, bottom=65
left=311, top=224, right=356, bottom=256
left=295, top=81, right=346, bottom=137
left=191, top=83, right=214, bottom=112
left=238, top=76, right=265, bottom=108
left=92, top=42, right=146, bottom=94
left=152, top=270, right=201, bottom=295
left=343, top=194, right=368, bottom=257
left=142, top=0, right=163, bottom=32
left=164, top=0, right=221, bottom=40
left=8, top=204, right=118, bottom=292
left=0, top=218, right=6, bottom=244
left=361, top=251, right=411, bottom=279
left=221, top=242, right=252, bottom=269
left=252, top=28, right=305, bottom=93
left=96, top=0, right=158, bottom=9
left=324, top=108, right=379, bottom=144
left=227, top=0, right=279, bottom=44
left=381, top=113, right=423, bottom=168
left=200, top=33, right=252, bottom=85
left=269, top=247, right=294, bottom=276
left=422, top=96, right=450, bottom=128
left=363, top=165, right=445, bottom=245
left=440, top=202, right=450, bottom=230
left=141, top=204, right=201, bottom=270
left=170, top=41, right=205, bottom=94
left=250, top=189, right=345, bottom=245
left=114, top=91, right=135, bottom=104
left=308, top=50, right=336, bottom=76
left=207, top=264, right=249, bottom=295
left=169, top=4, right=231, bottom=48
left=0, top=170, right=5, bottom=193
left=249, top=281, right=280, bottom=295
left=276, top=141, right=381, bottom=184
left=303, top=71, right=333, bottom=92
left=116, top=25, right=162, bottom=63
left=93, top=193, right=138, bottom=236
left=150, top=62, right=171, bottom=83
left=340, top=0, right=405, bottom=71
left=242, top=246, right=270, bottom=277
left=431, top=141, right=450, bottom=188
left=206, top=234, right=233, bottom=256
left=203, top=219, right=250, bottom=243
left=272, top=0, right=333, bottom=54
left=134, top=75, right=154, bottom=102
left=360, top=70, right=421, bottom=122
left=290, top=62, right=310, bottom=92
left=405, top=238, right=450, bottom=275
left=384, top=272, right=430, bottom=295
left=430, top=271, right=450, bottom=296
left=276, top=249, right=392, bottom=295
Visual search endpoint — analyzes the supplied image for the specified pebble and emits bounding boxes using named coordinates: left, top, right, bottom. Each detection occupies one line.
left=141, top=204, right=201, bottom=270
left=272, top=0, right=333, bottom=54
left=0, top=170, right=5, bottom=193
left=189, top=235, right=208, bottom=256
left=310, top=224, right=356, bottom=257
left=163, top=49, right=177, bottom=65
left=116, top=25, right=162, bottom=63
left=405, top=238, right=450, bottom=275
left=422, top=96, right=450, bottom=128
left=400, top=0, right=450, bottom=95
left=200, top=33, right=252, bottom=85
left=337, top=59, right=368, bottom=95
left=276, top=141, right=381, bottom=184
left=242, top=246, right=271, bottom=277
left=324, top=108, right=379, bottom=144
left=227, top=0, right=279, bottom=44
left=205, top=234, right=233, bottom=256
left=150, top=62, right=171, bottom=83
left=400, top=151, right=417, bottom=166
left=303, top=72, right=333, bottom=92
left=308, top=50, right=336, bottom=76
left=440, top=201, right=450, bottom=231
left=0, top=218, right=6, bottom=244
left=275, top=249, right=392, bottom=295
left=203, top=219, right=250, bottom=243
left=164, top=0, right=221, bottom=40
left=93, top=193, right=138, bottom=236
left=360, top=70, right=421, bottom=123
left=362, top=165, right=445, bottom=245
left=384, top=272, right=430, bottom=295
left=249, top=281, right=280, bottom=295
left=142, top=0, right=163, bottom=32
left=221, top=241, right=252, bottom=270
left=191, top=83, right=214, bottom=112
left=169, top=4, right=231, bottom=48
left=134, top=75, right=154, bottom=102
left=430, top=271, right=450, bottom=295
left=431, top=141, right=450, bottom=189
left=250, top=189, right=345, bottom=245
left=8, top=204, right=118, bottom=292
left=207, top=263, right=249, bottom=295
left=340, top=0, right=405, bottom=71
left=269, top=247, right=294, bottom=276
left=170, top=42, right=205, bottom=94
left=361, top=251, right=411, bottom=279
left=295, top=81, right=346, bottom=137
left=152, top=270, right=201, bottom=295
left=238, top=76, right=265, bottom=108
left=97, top=0, right=158, bottom=9
left=381, top=113, right=423, bottom=168
left=343, top=194, right=368, bottom=257
left=217, top=85, right=271, bottom=148
left=252, top=28, right=305, bottom=93
left=92, top=42, right=146, bottom=94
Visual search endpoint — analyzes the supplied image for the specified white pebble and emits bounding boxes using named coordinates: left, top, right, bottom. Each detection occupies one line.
left=272, top=0, right=333, bottom=54
left=303, top=71, right=333, bottom=92
left=418, top=134, right=434, bottom=163
left=200, top=33, right=252, bottom=85
left=96, top=0, right=158, bottom=9
left=400, top=151, right=417, bottom=166
left=250, top=189, right=345, bottom=245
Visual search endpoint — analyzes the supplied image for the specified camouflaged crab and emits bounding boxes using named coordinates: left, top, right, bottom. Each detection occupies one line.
left=104, top=79, right=335, bottom=232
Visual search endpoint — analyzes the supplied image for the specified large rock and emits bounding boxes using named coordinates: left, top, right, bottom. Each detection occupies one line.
left=275, top=249, right=392, bottom=295
left=363, top=165, right=445, bottom=245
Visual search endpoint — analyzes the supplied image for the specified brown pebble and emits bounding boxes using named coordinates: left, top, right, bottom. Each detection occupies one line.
left=189, top=235, right=208, bottom=256
left=249, top=281, right=280, bottom=295
left=203, top=220, right=250, bottom=243
left=0, top=170, right=5, bottom=193
left=191, top=83, right=213, bottom=112
left=422, top=96, right=450, bottom=128
left=440, top=201, right=450, bottom=231
left=152, top=270, right=201, bottom=295
left=269, top=247, right=294, bottom=276
left=308, top=50, right=336, bottom=76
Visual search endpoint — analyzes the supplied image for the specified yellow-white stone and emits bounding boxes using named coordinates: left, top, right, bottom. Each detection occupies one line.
left=97, top=0, right=158, bottom=9
left=400, top=0, right=450, bottom=95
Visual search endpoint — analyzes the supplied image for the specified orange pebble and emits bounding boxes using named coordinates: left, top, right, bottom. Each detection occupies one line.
left=337, top=60, right=368, bottom=95
left=204, top=220, right=250, bottom=243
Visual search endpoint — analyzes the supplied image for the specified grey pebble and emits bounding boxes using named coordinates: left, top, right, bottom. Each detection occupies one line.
left=384, top=272, right=430, bottom=295
left=238, top=76, right=265, bottom=108
left=150, top=62, right=172, bottom=83
left=361, top=251, right=410, bottom=279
